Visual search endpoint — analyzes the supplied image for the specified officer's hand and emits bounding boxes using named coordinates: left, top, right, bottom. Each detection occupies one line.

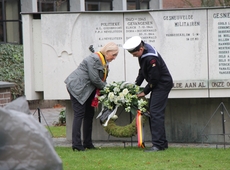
left=137, top=92, right=145, bottom=98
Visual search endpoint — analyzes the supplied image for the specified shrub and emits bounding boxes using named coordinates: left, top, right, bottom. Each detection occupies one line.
left=0, top=44, right=24, bottom=99
left=59, top=109, right=66, bottom=125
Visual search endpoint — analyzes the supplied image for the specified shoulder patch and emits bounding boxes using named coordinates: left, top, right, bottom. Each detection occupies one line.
left=150, top=59, right=156, bottom=67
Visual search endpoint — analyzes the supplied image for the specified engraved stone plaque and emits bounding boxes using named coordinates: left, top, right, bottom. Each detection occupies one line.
left=208, top=9, right=230, bottom=97
left=124, top=10, right=209, bottom=97
left=22, top=8, right=230, bottom=100
left=41, top=13, right=124, bottom=99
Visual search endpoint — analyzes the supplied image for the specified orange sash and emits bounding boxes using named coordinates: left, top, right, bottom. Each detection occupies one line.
left=96, top=52, right=107, bottom=81
left=91, top=52, right=107, bottom=107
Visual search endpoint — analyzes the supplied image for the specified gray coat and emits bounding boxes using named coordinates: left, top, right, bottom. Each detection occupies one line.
left=64, top=53, right=107, bottom=105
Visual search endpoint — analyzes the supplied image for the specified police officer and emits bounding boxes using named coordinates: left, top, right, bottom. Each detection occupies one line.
left=123, top=36, right=173, bottom=152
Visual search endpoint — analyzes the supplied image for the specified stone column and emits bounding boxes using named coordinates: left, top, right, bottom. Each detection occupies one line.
left=113, top=0, right=126, bottom=10
left=69, top=0, right=84, bottom=11
left=149, top=0, right=162, bottom=9
left=21, top=0, right=37, bottom=13
left=65, top=100, right=73, bottom=140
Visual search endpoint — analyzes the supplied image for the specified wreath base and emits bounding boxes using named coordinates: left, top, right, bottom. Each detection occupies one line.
left=103, top=115, right=147, bottom=138
left=104, top=118, right=137, bottom=138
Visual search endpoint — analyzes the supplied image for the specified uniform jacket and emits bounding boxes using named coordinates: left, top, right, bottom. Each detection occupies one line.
left=135, top=43, right=173, bottom=95
left=64, top=53, right=107, bottom=105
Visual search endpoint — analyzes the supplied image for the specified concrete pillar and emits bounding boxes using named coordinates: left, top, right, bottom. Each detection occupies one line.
left=21, top=14, right=42, bottom=100
left=149, top=0, right=161, bottom=9
left=21, top=0, right=37, bottom=12
left=65, top=100, right=73, bottom=140
left=159, top=0, right=163, bottom=9
left=69, top=0, right=85, bottom=11
left=113, top=0, right=126, bottom=10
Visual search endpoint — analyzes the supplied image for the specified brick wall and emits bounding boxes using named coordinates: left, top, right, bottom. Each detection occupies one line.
left=0, top=88, right=12, bottom=107
left=163, top=0, right=201, bottom=9
left=162, top=0, right=222, bottom=9
left=0, top=82, right=14, bottom=107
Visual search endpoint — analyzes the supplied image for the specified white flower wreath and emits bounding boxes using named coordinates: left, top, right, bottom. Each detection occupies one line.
left=96, top=81, right=148, bottom=126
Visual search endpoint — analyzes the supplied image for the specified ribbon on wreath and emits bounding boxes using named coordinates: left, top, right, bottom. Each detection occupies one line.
left=91, top=52, right=108, bottom=107
left=136, top=110, right=145, bottom=148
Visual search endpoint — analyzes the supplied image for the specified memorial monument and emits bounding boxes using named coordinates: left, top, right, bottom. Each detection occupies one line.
left=22, top=8, right=230, bottom=144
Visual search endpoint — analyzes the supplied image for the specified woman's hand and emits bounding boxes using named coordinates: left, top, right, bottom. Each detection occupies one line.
left=137, top=92, right=145, bottom=98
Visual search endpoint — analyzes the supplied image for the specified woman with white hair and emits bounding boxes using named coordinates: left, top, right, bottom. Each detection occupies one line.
left=65, top=42, right=119, bottom=151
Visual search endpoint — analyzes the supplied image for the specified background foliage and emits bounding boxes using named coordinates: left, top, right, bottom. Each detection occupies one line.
left=0, top=44, right=24, bottom=99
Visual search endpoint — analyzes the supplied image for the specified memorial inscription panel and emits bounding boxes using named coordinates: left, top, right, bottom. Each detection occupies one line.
left=42, top=13, right=125, bottom=99
left=35, top=9, right=230, bottom=100
left=123, top=12, right=158, bottom=84
left=123, top=10, right=209, bottom=97
left=72, top=13, right=125, bottom=84
left=208, top=9, right=230, bottom=97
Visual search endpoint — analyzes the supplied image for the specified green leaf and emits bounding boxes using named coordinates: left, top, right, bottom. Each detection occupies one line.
left=130, top=106, right=138, bottom=116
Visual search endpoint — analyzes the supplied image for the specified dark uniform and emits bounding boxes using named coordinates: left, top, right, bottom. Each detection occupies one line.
left=135, top=43, right=173, bottom=150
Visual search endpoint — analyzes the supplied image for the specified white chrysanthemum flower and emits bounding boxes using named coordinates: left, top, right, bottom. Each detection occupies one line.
left=112, top=82, right=117, bottom=86
left=119, top=95, right=125, bottom=104
left=122, top=88, right=129, bottom=95
left=111, top=115, right=118, bottom=120
left=119, top=92, right=124, bottom=97
left=114, top=96, right=121, bottom=105
left=98, top=81, right=148, bottom=117
left=113, top=86, right=120, bottom=94
left=104, top=87, right=110, bottom=93
left=125, top=106, right=131, bottom=112
left=108, top=92, right=115, bottom=102
left=98, top=95, right=106, bottom=101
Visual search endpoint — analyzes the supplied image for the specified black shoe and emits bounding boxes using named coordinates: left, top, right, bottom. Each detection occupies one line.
left=84, top=144, right=97, bottom=149
left=164, top=145, right=168, bottom=149
left=144, top=146, right=163, bottom=152
left=72, top=146, right=85, bottom=151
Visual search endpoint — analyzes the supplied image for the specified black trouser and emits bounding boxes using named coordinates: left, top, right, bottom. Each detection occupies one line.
left=149, top=90, right=170, bottom=150
left=68, top=90, right=96, bottom=147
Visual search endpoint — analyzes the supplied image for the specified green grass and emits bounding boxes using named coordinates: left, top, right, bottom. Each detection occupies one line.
left=48, top=126, right=230, bottom=169
left=55, top=146, right=230, bottom=170
left=46, top=126, right=66, bottom=138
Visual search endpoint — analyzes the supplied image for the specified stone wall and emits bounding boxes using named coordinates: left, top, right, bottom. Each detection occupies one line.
left=22, top=8, right=230, bottom=100
left=65, top=98, right=230, bottom=144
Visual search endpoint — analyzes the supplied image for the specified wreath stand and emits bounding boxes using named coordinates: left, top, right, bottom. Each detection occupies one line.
left=102, top=107, right=148, bottom=148
left=201, top=102, right=230, bottom=149
left=33, top=108, right=54, bottom=137
left=106, top=107, right=134, bottom=148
